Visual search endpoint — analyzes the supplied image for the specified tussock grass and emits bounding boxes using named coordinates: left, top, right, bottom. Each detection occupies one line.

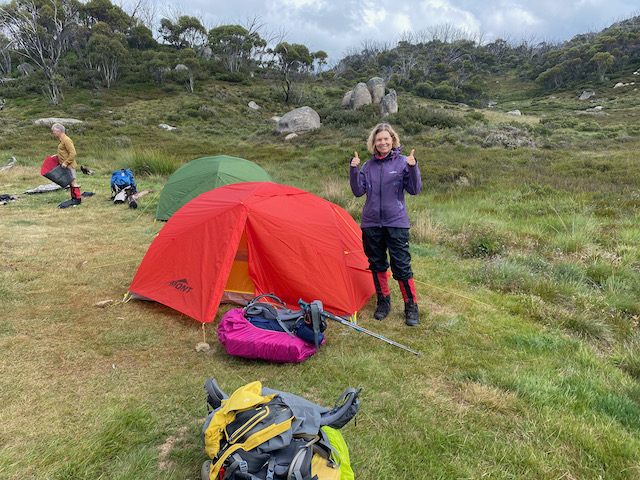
left=2, top=78, right=640, bottom=479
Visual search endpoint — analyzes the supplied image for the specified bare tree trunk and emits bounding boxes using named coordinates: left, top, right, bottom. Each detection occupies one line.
left=0, top=0, right=77, bottom=104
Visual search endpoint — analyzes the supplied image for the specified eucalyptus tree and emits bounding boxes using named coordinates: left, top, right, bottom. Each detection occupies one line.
left=86, top=21, right=126, bottom=87
left=273, top=42, right=314, bottom=103
left=208, top=24, right=266, bottom=72
left=174, top=47, right=200, bottom=92
left=313, top=49, right=327, bottom=74
left=145, top=50, right=170, bottom=84
left=127, top=23, right=156, bottom=49
left=0, top=0, right=80, bottom=104
left=159, top=15, right=206, bottom=50
left=0, top=33, right=11, bottom=75
left=590, top=51, right=615, bottom=81
left=80, top=0, right=130, bottom=32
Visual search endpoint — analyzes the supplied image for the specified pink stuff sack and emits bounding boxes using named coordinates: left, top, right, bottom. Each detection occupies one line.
left=217, top=308, right=322, bottom=363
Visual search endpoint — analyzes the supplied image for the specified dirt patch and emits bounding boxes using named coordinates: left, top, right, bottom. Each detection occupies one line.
left=158, top=425, right=189, bottom=470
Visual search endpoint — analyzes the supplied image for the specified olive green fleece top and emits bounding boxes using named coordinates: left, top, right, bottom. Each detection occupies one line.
left=57, top=134, right=77, bottom=168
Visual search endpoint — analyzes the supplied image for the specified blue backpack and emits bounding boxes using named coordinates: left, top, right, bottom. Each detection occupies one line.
left=110, top=169, right=137, bottom=194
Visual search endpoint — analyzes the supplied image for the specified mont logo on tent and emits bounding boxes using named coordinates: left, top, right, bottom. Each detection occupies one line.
left=155, top=155, right=273, bottom=221
left=129, top=182, right=375, bottom=322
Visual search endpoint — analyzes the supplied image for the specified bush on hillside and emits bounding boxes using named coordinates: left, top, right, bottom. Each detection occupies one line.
left=465, top=111, right=488, bottom=124
left=449, top=224, right=513, bottom=258
left=216, top=72, right=252, bottom=84
left=390, top=106, right=467, bottom=130
left=540, top=115, right=580, bottom=130
left=480, top=125, right=537, bottom=149
left=320, top=104, right=378, bottom=128
left=433, top=83, right=457, bottom=102
left=415, top=82, right=435, bottom=98
left=402, top=121, right=423, bottom=135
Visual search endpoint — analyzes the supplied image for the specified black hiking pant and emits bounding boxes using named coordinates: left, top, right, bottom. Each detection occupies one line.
left=362, top=226, right=413, bottom=281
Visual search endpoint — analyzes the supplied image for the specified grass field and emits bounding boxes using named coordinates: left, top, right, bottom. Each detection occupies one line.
left=1, top=76, right=640, bottom=479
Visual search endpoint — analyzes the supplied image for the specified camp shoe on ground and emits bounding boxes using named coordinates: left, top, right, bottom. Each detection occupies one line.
left=373, top=294, right=391, bottom=320
left=58, top=198, right=81, bottom=208
left=404, top=303, right=419, bottom=326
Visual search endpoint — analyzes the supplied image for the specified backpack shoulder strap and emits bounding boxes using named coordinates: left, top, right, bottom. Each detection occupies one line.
left=244, top=294, right=288, bottom=318
left=244, top=294, right=298, bottom=337
left=209, top=403, right=294, bottom=479
left=319, top=387, right=362, bottom=429
left=287, top=435, right=320, bottom=480
left=304, top=302, right=322, bottom=351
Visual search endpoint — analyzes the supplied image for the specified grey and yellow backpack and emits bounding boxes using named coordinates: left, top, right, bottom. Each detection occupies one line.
left=201, top=379, right=360, bottom=480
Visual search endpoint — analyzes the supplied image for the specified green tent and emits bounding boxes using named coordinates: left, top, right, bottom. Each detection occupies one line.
left=155, top=155, right=273, bottom=221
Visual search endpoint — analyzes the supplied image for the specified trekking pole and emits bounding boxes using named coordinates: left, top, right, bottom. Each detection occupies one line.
left=299, top=300, right=422, bottom=357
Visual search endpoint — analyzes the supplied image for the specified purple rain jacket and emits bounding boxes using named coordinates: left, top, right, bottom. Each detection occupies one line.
left=349, top=146, right=422, bottom=228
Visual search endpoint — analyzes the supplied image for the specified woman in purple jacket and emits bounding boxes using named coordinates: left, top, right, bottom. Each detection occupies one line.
left=350, top=123, right=423, bottom=326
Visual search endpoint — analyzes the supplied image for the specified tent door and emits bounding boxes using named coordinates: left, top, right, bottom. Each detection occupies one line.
left=221, top=231, right=255, bottom=304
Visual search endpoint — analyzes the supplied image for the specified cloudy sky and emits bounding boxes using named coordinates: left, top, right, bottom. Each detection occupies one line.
left=171, top=0, right=639, bottom=63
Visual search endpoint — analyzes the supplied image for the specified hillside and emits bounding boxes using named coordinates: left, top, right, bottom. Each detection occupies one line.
left=2, top=73, right=640, bottom=479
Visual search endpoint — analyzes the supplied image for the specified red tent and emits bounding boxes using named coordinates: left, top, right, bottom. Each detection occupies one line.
left=128, top=182, right=374, bottom=322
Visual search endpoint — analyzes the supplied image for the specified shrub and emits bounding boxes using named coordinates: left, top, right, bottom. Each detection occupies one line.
left=540, top=115, right=579, bottom=130
left=216, top=72, right=252, bottom=85
left=577, top=121, right=602, bottom=132
left=450, top=224, right=511, bottom=258
left=114, top=148, right=179, bottom=176
left=402, top=121, right=423, bottom=135
left=108, top=136, right=132, bottom=149
left=481, top=126, right=537, bottom=149
left=415, top=82, right=434, bottom=98
left=433, top=83, right=456, bottom=102
left=465, top=111, right=488, bottom=124
left=531, top=123, right=552, bottom=136
left=320, top=105, right=377, bottom=128
left=197, top=105, right=216, bottom=118
left=391, top=106, right=466, bottom=129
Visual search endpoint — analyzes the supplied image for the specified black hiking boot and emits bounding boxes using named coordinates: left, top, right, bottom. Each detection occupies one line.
left=404, top=303, right=419, bottom=327
left=373, top=294, right=391, bottom=320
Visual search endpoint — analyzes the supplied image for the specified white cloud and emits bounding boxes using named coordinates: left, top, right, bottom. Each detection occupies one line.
left=362, top=6, right=388, bottom=30
left=279, top=0, right=322, bottom=6
left=174, top=0, right=639, bottom=61
left=485, top=5, right=541, bottom=33
left=414, top=0, right=482, bottom=35
left=389, top=12, right=413, bottom=34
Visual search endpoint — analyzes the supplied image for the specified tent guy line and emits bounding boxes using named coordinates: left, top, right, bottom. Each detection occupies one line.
left=413, top=277, right=497, bottom=311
